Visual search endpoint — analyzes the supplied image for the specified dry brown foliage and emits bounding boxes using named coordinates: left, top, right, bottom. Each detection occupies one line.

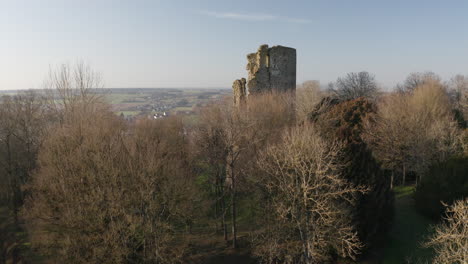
left=425, top=198, right=468, bottom=264
left=43, top=62, right=105, bottom=123
left=462, top=129, right=468, bottom=156
left=195, top=91, right=296, bottom=248
left=23, top=111, right=196, bottom=263
left=0, top=91, right=50, bottom=222
left=296, top=81, right=323, bottom=123
left=245, top=91, right=297, bottom=135
left=194, top=102, right=230, bottom=239
left=254, top=124, right=366, bottom=264
left=397, top=71, right=441, bottom=93
left=364, top=80, right=464, bottom=184
left=21, top=63, right=197, bottom=263
left=449, top=75, right=468, bottom=109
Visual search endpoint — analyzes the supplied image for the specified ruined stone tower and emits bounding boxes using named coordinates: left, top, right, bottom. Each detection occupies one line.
left=232, top=44, right=296, bottom=105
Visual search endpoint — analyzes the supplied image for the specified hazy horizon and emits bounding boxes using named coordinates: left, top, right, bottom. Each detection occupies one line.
left=2, top=0, right=468, bottom=90
left=0, top=87, right=233, bottom=92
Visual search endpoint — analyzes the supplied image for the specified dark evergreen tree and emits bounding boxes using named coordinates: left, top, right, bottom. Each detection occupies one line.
left=309, top=97, right=394, bottom=252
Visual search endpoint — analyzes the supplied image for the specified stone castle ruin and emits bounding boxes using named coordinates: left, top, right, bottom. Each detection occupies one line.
left=233, top=44, right=296, bottom=104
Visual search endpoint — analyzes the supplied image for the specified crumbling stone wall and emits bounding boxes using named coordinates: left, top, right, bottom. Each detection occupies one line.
left=232, top=78, right=246, bottom=105
left=246, top=45, right=271, bottom=94
left=233, top=44, right=296, bottom=105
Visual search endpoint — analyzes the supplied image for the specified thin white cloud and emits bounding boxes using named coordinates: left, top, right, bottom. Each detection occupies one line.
left=283, top=17, right=312, bottom=24
left=201, top=11, right=276, bottom=21
left=199, top=10, right=311, bottom=24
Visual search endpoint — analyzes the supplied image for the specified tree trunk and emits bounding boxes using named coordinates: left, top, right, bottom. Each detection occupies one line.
left=304, top=229, right=313, bottom=264
left=221, top=197, right=228, bottom=241
left=390, top=170, right=394, bottom=190
left=6, top=134, right=19, bottom=227
left=231, top=189, right=237, bottom=248
left=217, top=169, right=228, bottom=241
left=402, top=165, right=406, bottom=186
left=230, top=167, right=237, bottom=248
left=214, top=185, right=219, bottom=233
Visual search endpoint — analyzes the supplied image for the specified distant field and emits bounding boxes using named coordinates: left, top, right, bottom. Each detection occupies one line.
left=0, top=88, right=231, bottom=119
left=171, top=106, right=193, bottom=113
left=116, top=111, right=140, bottom=117
left=104, top=93, right=138, bottom=104
left=101, top=88, right=230, bottom=118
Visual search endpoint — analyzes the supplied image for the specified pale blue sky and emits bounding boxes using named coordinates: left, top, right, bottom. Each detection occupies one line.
left=1, top=0, right=468, bottom=90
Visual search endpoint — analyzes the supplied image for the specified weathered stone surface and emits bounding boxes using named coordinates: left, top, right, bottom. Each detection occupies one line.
left=232, top=78, right=246, bottom=105
left=268, top=46, right=296, bottom=93
left=246, top=45, right=270, bottom=94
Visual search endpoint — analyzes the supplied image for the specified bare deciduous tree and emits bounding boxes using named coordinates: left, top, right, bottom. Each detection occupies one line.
left=254, top=124, right=366, bottom=264
left=194, top=103, right=229, bottom=240
left=22, top=63, right=197, bottom=263
left=396, top=71, right=441, bottom=93
left=406, top=80, right=462, bottom=176
left=449, top=74, right=468, bottom=119
left=363, top=93, right=413, bottom=186
left=364, top=79, right=463, bottom=186
left=199, top=92, right=295, bottom=248
left=23, top=111, right=196, bottom=263
left=296, top=80, right=322, bottom=122
left=43, top=62, right=104, bottom=123
left=0, top=91, right=49, bottom=224
left=223, top=99, right=254, bottom=249
left=331, top=72, right=378, bottom=100
left=425, top=198, right=468, bottom=264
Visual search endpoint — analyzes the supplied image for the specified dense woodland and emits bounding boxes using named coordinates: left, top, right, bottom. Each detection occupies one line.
left=1, top=64, right=467, bottom=264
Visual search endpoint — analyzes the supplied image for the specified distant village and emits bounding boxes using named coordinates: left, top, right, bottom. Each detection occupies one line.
left=108, top=88, right=231, bottom=121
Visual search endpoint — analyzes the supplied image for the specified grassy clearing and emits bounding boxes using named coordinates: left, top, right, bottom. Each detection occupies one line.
left=381, top=186, right=434, bottom=264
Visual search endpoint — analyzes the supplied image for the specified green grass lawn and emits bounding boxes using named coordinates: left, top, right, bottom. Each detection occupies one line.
left=381, top=186, right=435, bottom=264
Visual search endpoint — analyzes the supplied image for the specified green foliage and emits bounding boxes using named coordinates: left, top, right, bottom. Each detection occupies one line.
left=310, top=97, right=394, bottom=252
left=414, top=157, right=468, bottom=219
